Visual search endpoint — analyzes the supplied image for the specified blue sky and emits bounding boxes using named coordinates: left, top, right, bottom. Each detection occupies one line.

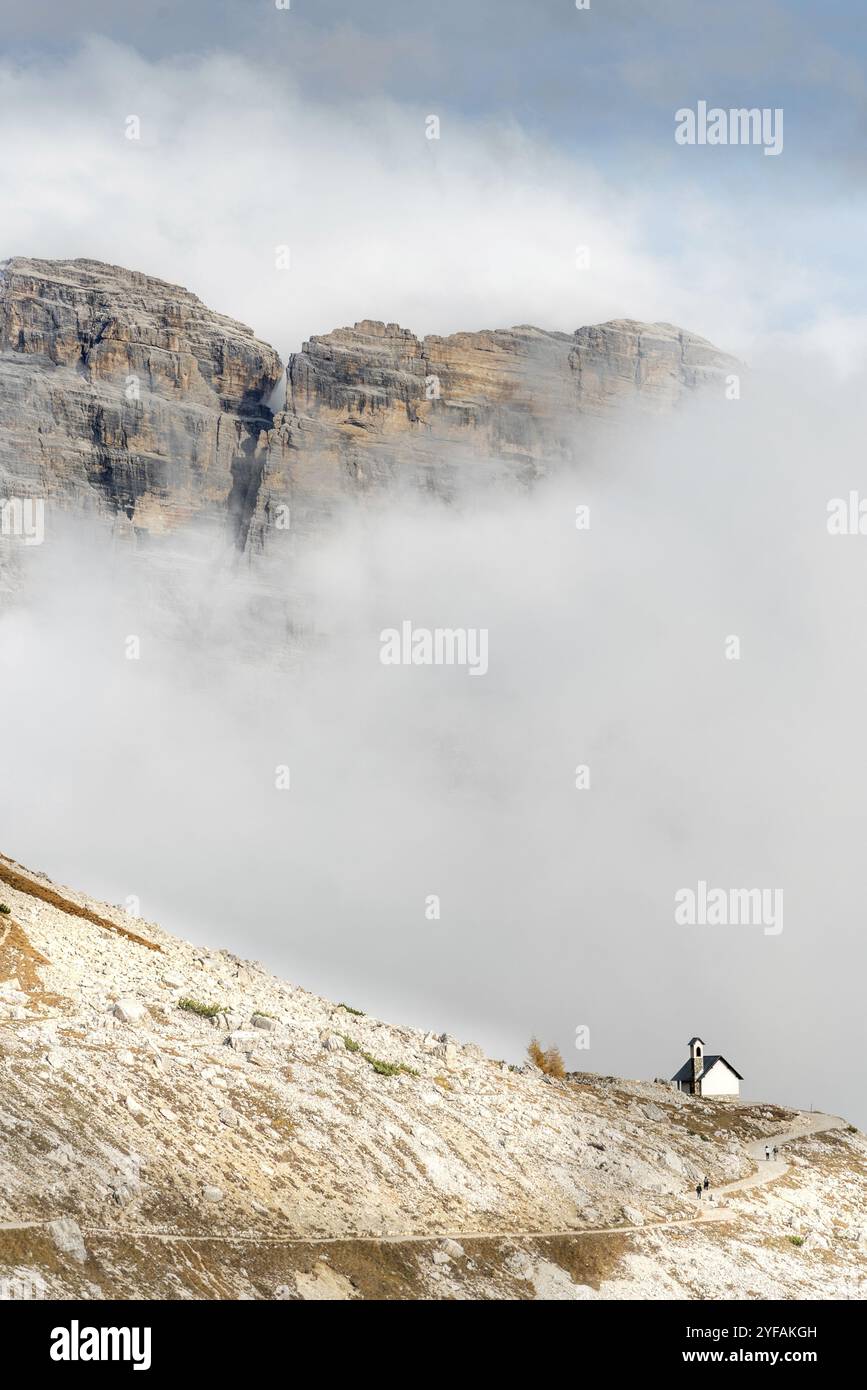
left=0, top=2, right=864, bottom=354
left=3, top=0, right=863, bottom=151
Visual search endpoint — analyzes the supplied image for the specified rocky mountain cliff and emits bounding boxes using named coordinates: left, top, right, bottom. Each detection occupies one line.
left=0, top=259, right=737, bottom=554
left=0, top=258, right=281, bottom=548
left=0, top=852, right=863, bottom=1301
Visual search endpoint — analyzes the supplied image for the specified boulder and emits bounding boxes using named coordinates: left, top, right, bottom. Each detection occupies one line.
left=251, top=1014, right=277, bottom=1031
left=440, top=1041, right=459, bottom=1068
left=49, top=1217, right=87, bottom=1264
left=211, top=1011, right=245, bottom=1032
left=641, top=1103, right=666, bottom=1122
left=109, top=1179, right=138, bottom=1208
left=440, top=1238, right=465, bottom=1260
left=113, top=999, right=147, bottom=1026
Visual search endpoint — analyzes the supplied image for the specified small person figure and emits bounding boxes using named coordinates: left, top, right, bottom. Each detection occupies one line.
left=765, top=1144, right=771, bottom=1160
left=703, top=1176, right=709, bottom=1191
left=696, top=1182, right=702, bottom=1201
left=773, top=1146, right=778, bottom=1160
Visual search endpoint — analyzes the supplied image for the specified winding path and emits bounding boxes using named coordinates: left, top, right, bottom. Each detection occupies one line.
left=674, top=1108, right=845, bottom=1232
left=0, top=1110, right=845, bottom=1247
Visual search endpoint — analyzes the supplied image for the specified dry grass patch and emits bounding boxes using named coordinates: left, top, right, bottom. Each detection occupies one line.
left=0, top=920, right=69, bottom=1018
left=0, top=857, right=159, bottom=951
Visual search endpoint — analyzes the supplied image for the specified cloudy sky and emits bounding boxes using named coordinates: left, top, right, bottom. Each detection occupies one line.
left=1, top=1, right=865, bottom=365
left=1, top=3, right=865, bottom=1123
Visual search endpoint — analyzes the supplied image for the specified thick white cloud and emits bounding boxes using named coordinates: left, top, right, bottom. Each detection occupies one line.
left=3, top=371, right=867, bottom=1124
left=1, top=38, right=862, bottom=367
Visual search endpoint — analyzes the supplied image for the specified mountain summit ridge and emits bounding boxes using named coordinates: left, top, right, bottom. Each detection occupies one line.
left=0, top=258, right=737, bottom=552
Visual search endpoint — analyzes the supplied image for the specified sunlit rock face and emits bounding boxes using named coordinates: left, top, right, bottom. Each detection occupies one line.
left=0, top=258, right=281, bottom=547
left=0, top=259, right=736, bottom=554
left=254, top=316, right=736, bottom=546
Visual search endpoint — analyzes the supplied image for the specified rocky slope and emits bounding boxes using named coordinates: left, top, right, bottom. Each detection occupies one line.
left=0, top=259, right=737, bottom=554
left=0, top=852, right=863, bottom=1301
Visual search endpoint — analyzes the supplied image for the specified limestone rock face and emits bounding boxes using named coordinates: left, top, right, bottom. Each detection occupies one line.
left=0, top=258, right=737, bottom=554
left=0, top=257, right=281, bottom=545
left=253, top=316, right=737, bottom=546
left=287, top=317, right=728, bottom=438
left=0, top=257, right=279, bottom=408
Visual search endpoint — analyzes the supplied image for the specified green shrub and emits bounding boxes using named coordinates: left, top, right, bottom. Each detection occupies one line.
left=338, top=1003, right=365, bottom=1016
left=336, top=1033, right=415, bottom=1075
left=788, top=1235, right=805, bottom=1247
left=361, top=1052, right=418, bottom=1078
left=0, top=904, right=11, bottom=915
left=178, top=997, right=225, bottom=1018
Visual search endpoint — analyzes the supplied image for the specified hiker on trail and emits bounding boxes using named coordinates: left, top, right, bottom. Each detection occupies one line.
left=695, top=1183, right=702, bottom=1201
left=773, top=1146, right=778, bottom=1160
left=765, top=1144, right=771, bottom=1161
left=703, top=1176, right=709, bottom=1191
